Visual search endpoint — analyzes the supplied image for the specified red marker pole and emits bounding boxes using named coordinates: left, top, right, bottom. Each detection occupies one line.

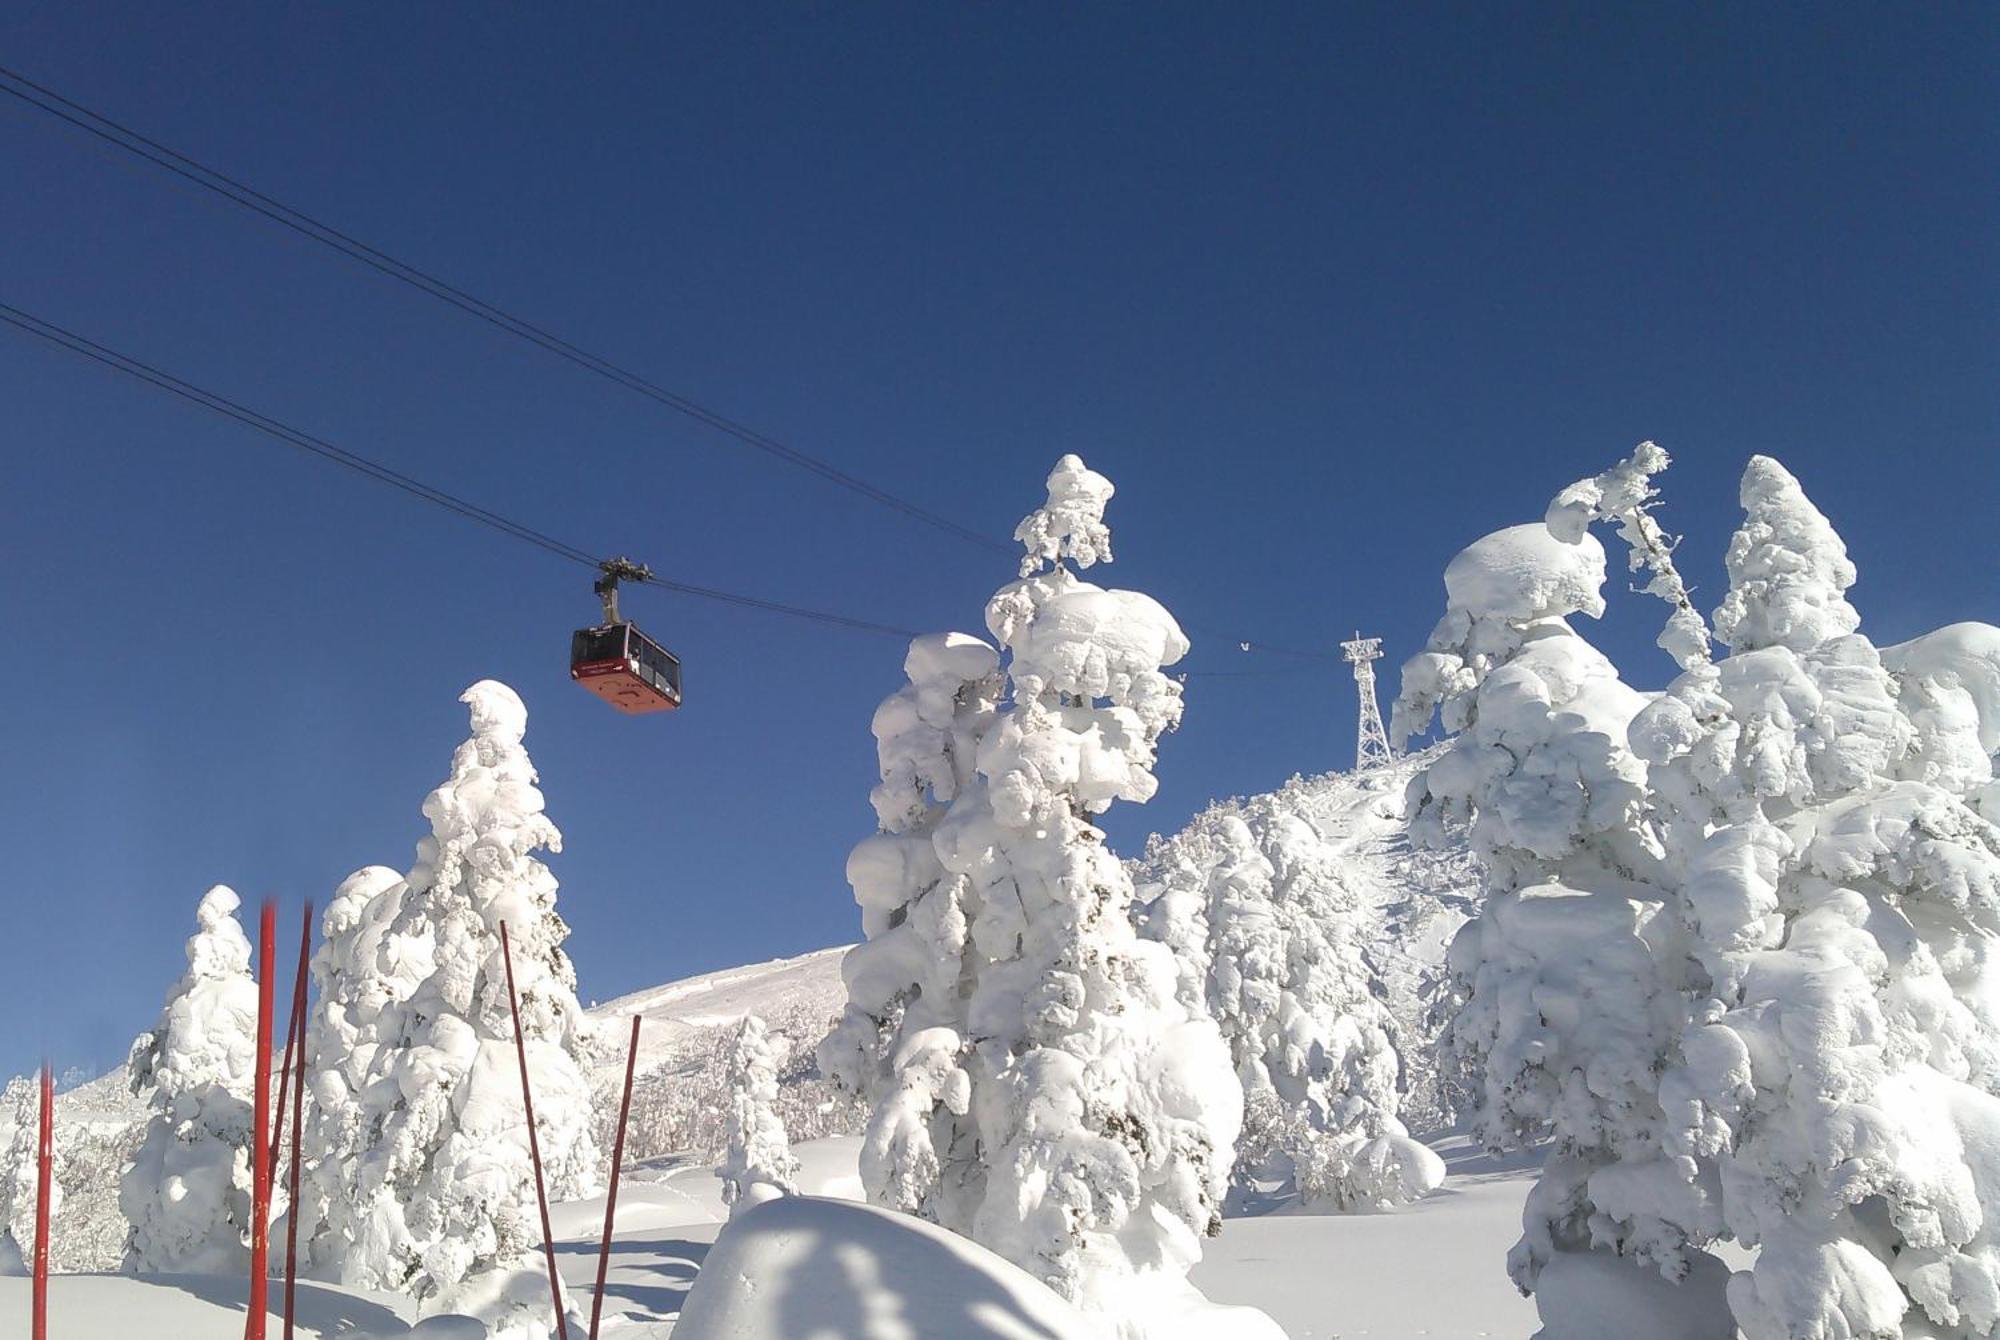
left=500, top=922, right=569, bottom=1340
left=31, top=1061, right=51, bottom=1340
left=246, top=900, right=277, bottom=1340
left=588, top=1016, right=642, bottom=1340
left=283, top=901, right=312, bottom=1340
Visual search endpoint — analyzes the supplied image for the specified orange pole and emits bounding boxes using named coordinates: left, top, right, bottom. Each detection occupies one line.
left=499, top=922, right=569, bottom=1340
left=588, top=1017, right=642, bottom=1339
left=31, top=1061, right=51, bottom=1340
left=246, top=900, right=276, bottom=1340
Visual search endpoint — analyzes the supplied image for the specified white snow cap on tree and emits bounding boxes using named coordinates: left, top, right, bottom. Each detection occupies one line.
left=120, top=885, right=260, bottom=1274
left=1134, top=800, right=1444, bottom=1210
left=1710, top=455, right=1860, bottom=653
left=827, top=456, right=1271, bottom=1339
left=717, top=1015, right=800, bottom=1217
left=325, top=681, right=600, bottom=1334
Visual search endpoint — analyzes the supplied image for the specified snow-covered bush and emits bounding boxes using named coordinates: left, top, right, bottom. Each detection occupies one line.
left=119, top=885, right=260, bottom=1274
left=1134, top=796, right=1442, bottom=1209
left=717, top=1015, right=799, bottom=1215
left=321, top=681, right=601, bottom=1331
left=1410, top=443, right=2000, bottom=1339
left=612, top=1004, right=863, bottom=1168
left=824, top=456, right=1257, bottom=1335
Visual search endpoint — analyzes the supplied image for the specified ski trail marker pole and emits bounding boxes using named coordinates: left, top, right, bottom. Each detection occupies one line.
left=269, top=911, right=310, bottom=1171
left=246, top=899, right=276, bottom=1340
left=31, top=1061, right=51, bottom=1340
left=500, top=921, right=570, bottom=1340
left=283, top=900, right=312, bottom=1340
left=588, top=1016, right=642, bottom=1340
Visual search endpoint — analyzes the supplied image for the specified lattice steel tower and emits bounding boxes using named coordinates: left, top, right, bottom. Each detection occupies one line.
left=1342, top=633, right=1396, bottom=771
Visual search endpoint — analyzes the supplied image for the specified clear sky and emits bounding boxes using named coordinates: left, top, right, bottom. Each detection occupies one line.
left=0, top=4, right=1993, bottom=1080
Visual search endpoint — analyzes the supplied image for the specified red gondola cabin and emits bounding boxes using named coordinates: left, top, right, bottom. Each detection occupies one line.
left=570, top=622, right=682, bottom=714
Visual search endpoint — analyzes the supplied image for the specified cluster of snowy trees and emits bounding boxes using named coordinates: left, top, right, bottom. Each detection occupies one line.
left=46, top=444, right=2000, bottom=1340
left=1133, top=795, right=1443, bottom=1210
left=1400, top=444, right=2000, bottom=1339
left=107, top=680, right=603, bottom=1337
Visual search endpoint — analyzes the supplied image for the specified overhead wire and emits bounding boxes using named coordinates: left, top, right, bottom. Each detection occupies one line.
left=0, top=63, right=1351, bottom=668
left=0, top=62, right=1011, bottom=558
left=0, top=300, right=924, bottom=640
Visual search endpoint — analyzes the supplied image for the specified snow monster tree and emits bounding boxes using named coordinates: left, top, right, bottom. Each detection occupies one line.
left=120, top=885, right=261, bottom=1273
left=318, top=681, right=600, bottom=1334
left=1133, top=797, right=1444, bottom=1210
left=717, top=1013, right=800, bottom=1217
left=824, top=456, right=1274, bottom=1338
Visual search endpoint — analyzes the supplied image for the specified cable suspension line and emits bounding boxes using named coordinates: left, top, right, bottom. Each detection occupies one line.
left=0, top=65, right=1351, bottom=668
left=0, top=300, right=923, bottom=639
left=0, top=64, right=1009, bottom=557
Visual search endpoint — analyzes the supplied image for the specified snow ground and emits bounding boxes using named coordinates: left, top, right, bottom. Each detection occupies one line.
left=0, top=1128, right=1539, bottom=1338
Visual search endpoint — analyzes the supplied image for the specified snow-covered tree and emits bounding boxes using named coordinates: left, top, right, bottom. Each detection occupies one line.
left=0, top=1079, right=138, bottom=1275
left=300, top=864, right=416, bottom=1273
left=717, top=1015, right=799, bottom=1216
left=1394, top=447, right=1735, bottom=1333
left=1411, top=444, right=2000, bottom=1339
left=1631, top=457, right=2000, bottom=1339
left=119, top=885, right=260, bottom=1274
left=1135, top=798, right=1443, bottom=1209
left=326, top=681, right=600, bottom=1331
left=818, top=629, right=1003, bottom=1222
left=0, top=1075, right=46, bottom=1273
left=825, top=456, right=1258, bottom=1334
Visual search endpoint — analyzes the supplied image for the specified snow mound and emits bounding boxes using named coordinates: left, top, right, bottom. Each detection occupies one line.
left=673, top=1194, right=1106, bottom=1339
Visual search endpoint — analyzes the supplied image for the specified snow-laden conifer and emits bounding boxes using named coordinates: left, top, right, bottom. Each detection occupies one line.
left=717, top=1015, right=799, bottom=1216
left=1135, top=800, right=1442, bottom=1209
left=119, top=885, right=260, bottom=1273
left=328, top=681, right=600, bottom=1332
left=1631, top=457, right=2000, bottom=1340
left=1395, top=463, right=1727, bottom=1326
left=827, top=457, right=1261, bottom=1335
left=0, top=1075, right=49, bottom=1274
left=300, top=864, right=416, bottom=1273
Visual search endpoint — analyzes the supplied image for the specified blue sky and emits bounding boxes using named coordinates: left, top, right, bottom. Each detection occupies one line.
left=0, top=4, right=1993, bottom=1079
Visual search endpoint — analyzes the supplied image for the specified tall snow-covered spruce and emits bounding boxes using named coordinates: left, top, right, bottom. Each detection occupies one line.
left=1633, top=457, right=2000, bottom=1340
left=717, top=1014, right=800, bottom=1216
left=318, top=681, right=600, bottom=1333
left=824, top=456, right=1274, bottom=1338
left=119, top=885, right=260, bottom=1274
left=1134, top=798, right=1444, bottom=1210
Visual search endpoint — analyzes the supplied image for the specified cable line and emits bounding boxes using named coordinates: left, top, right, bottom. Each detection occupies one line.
left=0, top=300, right=923, bottom=640
left=0, top=65, right=1348, bottom=667
left=0, top=63, right=1010, bottom=557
